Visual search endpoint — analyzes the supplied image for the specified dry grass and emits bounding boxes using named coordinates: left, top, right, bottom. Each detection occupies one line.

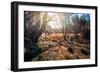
left=32, top=33, right=90, bottom=61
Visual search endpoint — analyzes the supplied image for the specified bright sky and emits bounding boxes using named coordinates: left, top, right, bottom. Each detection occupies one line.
left=47, top=12, right=62, bottom=29
left=47, top=13, right=86, bottom=29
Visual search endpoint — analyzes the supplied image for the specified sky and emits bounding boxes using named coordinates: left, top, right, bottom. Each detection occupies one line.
left=46, top=12, right=90, bottom=29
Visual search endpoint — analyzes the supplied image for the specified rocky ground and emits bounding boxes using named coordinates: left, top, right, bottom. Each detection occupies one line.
left=32, top=33, right=90, bottom=61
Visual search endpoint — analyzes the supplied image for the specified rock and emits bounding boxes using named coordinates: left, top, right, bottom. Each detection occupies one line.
left=81, top=49, right=90, bottom=55
left=24, top=44, right=42, bottom=62
left=68, top=47, right=74, bottom=54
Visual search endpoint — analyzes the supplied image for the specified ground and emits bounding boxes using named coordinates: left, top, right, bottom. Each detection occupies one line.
left=32, top=33, right=90, bottom=61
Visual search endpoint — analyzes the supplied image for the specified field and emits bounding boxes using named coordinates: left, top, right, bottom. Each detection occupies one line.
left=32, top=32, right=90, bottom=61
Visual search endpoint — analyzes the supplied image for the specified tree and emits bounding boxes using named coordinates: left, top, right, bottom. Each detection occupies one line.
left=79, top=14, right=90, bottom=40
left=59, top=13, right=72, bottom=41
left=80, top=14, right=90, bottom=29
left=24, top=11, right=58, bottom=61
left=24, top=11, right=53, bottom=44
left=70, top=14, right=81, bottom=33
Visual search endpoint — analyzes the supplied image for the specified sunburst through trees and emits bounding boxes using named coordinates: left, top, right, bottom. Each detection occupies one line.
left=24, top=11, right=90, bottom=62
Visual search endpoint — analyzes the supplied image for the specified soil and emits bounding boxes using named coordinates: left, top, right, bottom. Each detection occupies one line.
left=32, top=33, right=90, bottom=61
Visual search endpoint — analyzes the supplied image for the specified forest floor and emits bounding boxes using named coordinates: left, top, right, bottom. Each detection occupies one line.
left=32, top=33, right=90, bottom=61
